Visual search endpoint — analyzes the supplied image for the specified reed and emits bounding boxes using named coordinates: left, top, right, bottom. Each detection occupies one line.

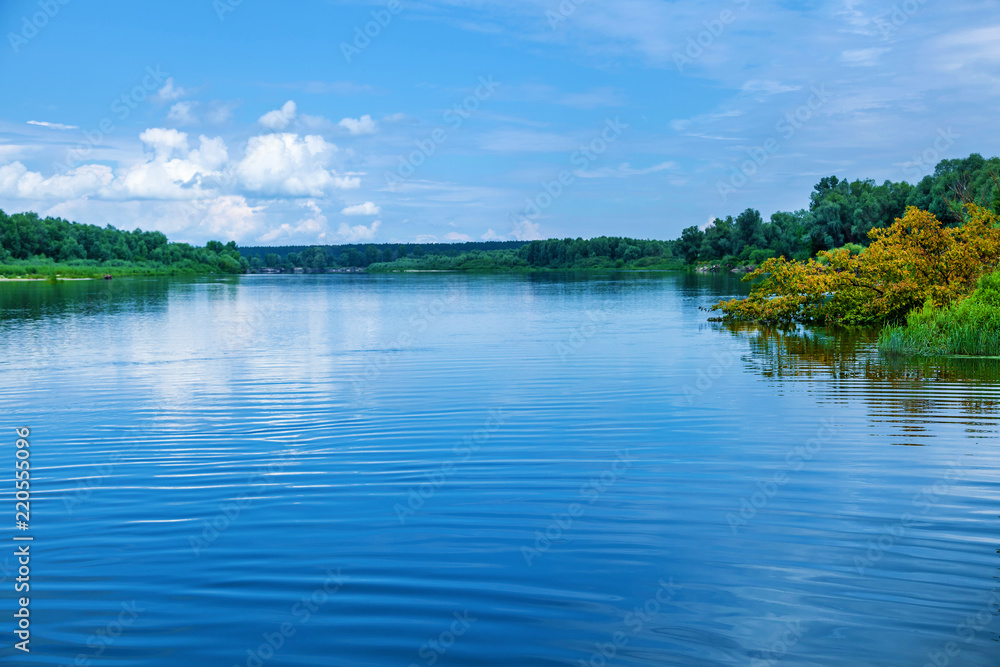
left=878, top=270, right=1000, bottom=357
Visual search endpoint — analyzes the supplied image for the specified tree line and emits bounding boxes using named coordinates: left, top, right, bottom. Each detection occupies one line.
left=241, top=241, right=528, bottom=271
left=364, top=236, right=680, bottom=272
left=677, top=153, right=1000, bottom=266
left=0, top=210, right=248, bottom=276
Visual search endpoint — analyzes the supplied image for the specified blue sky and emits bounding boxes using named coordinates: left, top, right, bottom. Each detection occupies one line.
left=1, top=0, right=998, bottom=246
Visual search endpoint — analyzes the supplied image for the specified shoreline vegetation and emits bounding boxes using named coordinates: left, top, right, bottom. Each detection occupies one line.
left=713, top=203, right=1000, bottom=357
left=0, top=210, right=249, bottom=280
left=700, top=154, right=1000, bottom=357
left=3, top=153, right=999, bottom=357
left=877, top=270, right=1000, bottom=357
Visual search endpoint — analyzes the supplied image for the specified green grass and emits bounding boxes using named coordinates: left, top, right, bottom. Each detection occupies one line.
left=878, top=270, right=1000, bottom=357
left=0, top=258, right=236, bottom=280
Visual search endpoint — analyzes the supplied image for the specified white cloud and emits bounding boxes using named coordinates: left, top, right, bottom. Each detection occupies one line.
left=333, top=174, right=361, bottom=189
left=341, top=201, right=380, bottom=216
left=155, top=78, right=186, bottom=103
left=338, top=114, right=377, bottom=135
left=258, top=101, right=297, bottom=131
left=116, top=132, right=223, bottom=200
left=337, top=219, right=381, bottom=242
left=0, top=130, right=230, bottom=203
left=139, top=128, right=190, bottom=159
left=258, top=200, right=329, bottom=243
left=196, top=196, right=264, bottom=239
left=0, top=162, right=114, bottom=199
left=483, top=220, right=543, bottom=241
left=235, top=133, right=354, bottom=196
left=168, top=101, right=199, bottom=125
left=0, top=121, right=362, bottom=245
left=189, top=135, right=229, bottom=172
left=444, top=232, right=473, bottom=241
left=513, top=220, right=543, bottom=240
left=27, top=120, right=78, bottom=130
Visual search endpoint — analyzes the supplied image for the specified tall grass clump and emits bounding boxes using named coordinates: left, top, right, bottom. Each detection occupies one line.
left=878, top=270, right=1000, bottom=357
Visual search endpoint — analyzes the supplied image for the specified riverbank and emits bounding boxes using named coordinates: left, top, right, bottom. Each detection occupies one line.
left=365, top=257, right=687, bottom=273
left=878, top=269, right=1000, bottom=357
left=0, top=276, right=93, bottom=281
left=0, top=261, right=242, bottom=281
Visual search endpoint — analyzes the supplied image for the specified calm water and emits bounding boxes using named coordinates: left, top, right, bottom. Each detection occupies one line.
left=2, top=274, right=999, bottom=666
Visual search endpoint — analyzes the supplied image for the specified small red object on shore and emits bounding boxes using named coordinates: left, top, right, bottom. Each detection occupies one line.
left=103, top=274, right=113, bottom=280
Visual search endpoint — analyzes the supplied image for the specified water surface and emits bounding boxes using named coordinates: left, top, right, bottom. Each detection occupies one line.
left=2, top=273, right=998, bottom=666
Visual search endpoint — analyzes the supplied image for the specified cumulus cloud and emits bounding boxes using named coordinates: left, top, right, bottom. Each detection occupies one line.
left=444, top=232, right=473, bottom=241
left=1, top=129, right=231, bottom=202
left=341, top=201, right=380, bottom=216
left=338, top=114, right=377, bottom=135
left=0, top=117, right=358, bottom=244
left=139, top=128, right=190, bottom=159
left=235, top=133, right=356, bottom=196
left=187, top=196, right=264, bottom=240
left=115, top=131, right=226, bottom=200
left=259, top=100, right=297, bottom=130
left=0, top=162, right=114, bottom=199
left=258, top=200, right=329, bottom=243
left=482, top=220, right=542, bottom=241
left=189, top=136, right=229, bottom=172
left=337, top=219, right=380, bottom=242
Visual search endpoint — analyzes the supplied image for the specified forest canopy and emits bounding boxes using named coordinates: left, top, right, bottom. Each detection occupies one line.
left=676, top=153, right=1000, bottom=266
left=0, top=209, right=248, bottom=276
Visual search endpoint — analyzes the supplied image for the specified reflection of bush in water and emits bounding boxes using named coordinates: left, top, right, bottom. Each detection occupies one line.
left=719, top=322, right=1000, bottom=385
left=720, top=323, right=1000, bottom=435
